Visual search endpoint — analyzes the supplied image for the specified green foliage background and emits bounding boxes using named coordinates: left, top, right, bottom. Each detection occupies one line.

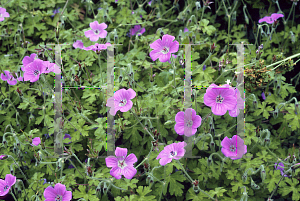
left=0, top=0, right=300, bottom=200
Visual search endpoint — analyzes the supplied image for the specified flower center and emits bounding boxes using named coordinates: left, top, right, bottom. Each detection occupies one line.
left=118, top=160, right=127, bottom=169
left=46, top=67, right=49, bottom=71
left=9, top=76, right=13, bottom=81
left=216, top=95, right=224, bottom=103
left=170, top=151, right=177, bottom=158
left=186, top=120, right=193, bottom=127
left=119, top=99, right=127, bottom=107
left=229, top=145, right=236, bottom=152
left=55, top=195, right=62, bottom=201
left=0, top=185, right=9, bottom=194
left=33, top=70, right=40, bottom=76
left=270, top=18, right=272, bottom=21
left=161, top=46, right=169, bottom=54
left=94, top=29, right=99, bottom=34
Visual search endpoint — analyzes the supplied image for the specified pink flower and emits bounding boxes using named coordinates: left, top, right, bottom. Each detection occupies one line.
left=221, top=135, right=247, bottom=160
left=43, top=61, right=59, bottom=74
left=86, top=43, right=111, bottom=53
left=23, top=59, right=46, bottom=82
left=73, top=40, right=84, bottom=49
left=184, top=27, right=189, bottom=33
left=167, top=54, right=178, bottom=64
left=129, top=25, right=146, bottom=36
left=0, top=155, right=7, bottom=160
left=1, top=71, right=23, bottom=85
left=32, top=137, right=41, bottom=146
left=258, top=13, right=284, bottom=24
left=43, top=183, right=72, bottom=201
left=0, top=7, right=10, bottom=22
left=174, top=108, right=202, bottom=137
left=105, top=147, right=137, bottom=179
left=156, top=142, right=187, bottom=166
left=22, top=53, right=38, bottom=71
left=0, top=174, right=16, bottom=196
left=149, top=34, right=179, bottom=63
left=106, top=88, right=136, bottom=116
left=228, top=88, right=244, bottom=117
left=203, top=84, right=237, bottom=116
left=84, top=21, right=107, bottom=41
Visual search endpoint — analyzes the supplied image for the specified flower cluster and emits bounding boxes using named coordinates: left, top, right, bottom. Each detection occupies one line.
left=1, top=53, right=60, bottom=85
left=0, top=7, right=10, bottom=22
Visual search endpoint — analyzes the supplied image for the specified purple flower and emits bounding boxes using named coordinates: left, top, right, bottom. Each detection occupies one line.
left=63, top=134, right=72, bottom=144
left=22, top=53, right=38, bottom=71
left=148, top=1, right=152, bottom=6
left=1, top=71, right=23, bottom=85
left=106, top=88, right=136, bottom=116
left=149, top=34, right=179, bottom=63
left=274, top=162, right=290, bottom=177
left=0, top=155, right=7, bottom=160
left=262, top=92, right=266, bottom=100
left=73, top=40, right=84, bottom=49
left=203, top=65, right=206, bottom=71
left=228, top=88, right=244, bottom=117
left=86, top=43, right=112, bottom=53
left=31, top=137, right=41, bottom=146
left=51, top=8, right=60, bottom=17
left=129, top=25, right=146, bottom=36
left=174, top=108, right=202, bottom=137
left=184, top=27, right=189, bottom=33
left=105, top=147, right=138, bottom=179
left=167, top=54, right=178, bottom=64
left=0, top=7, right=10, bottom=22
left=84, top=21, right=107, bottom=41
left=221, top=135, right=247, bottom=160
left=203, top=84, right=237, bottom=116
left=115, top=0, right=118, bottom=2
left=0, top=174, right=16, bottom=196
left=156, top=142, right=187, bottom=166
left=43, top=179, right=47, bottom=185
left=140, top=15, right=142, bottom=18
left=43, top=61, right=58, bottom=74
left=258, top=13, right=284, bottom=24
left=43, top=183, right=72, bottom=201
left=23, top=59, right=46, bottom=82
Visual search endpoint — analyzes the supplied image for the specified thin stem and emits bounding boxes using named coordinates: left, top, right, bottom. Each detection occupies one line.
left=98, top=54, right=103, bottom=85
left=10, top=192, right=17, bottom=201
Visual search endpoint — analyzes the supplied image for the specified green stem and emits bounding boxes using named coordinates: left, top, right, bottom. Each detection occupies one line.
left=10, top=192, right=17, bottom=201
left=98, top=54, right=103, bottom=85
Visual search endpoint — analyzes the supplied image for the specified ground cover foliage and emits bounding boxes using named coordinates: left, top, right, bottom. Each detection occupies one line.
left=0, top=0, right=300, bottom=200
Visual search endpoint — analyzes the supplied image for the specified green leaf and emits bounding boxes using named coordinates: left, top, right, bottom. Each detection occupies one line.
left=164, top=171, right=186, bottom=196
left=264, top=167, right=282, bottom=193
left=135, top=186, right=156, bottom=201
left=278, top=178, right=300, bottom=201
left=73, top=185, right=98, bottom=201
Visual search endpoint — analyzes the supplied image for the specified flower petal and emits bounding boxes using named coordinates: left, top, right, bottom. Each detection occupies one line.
left=150, top=39, right=163, bottom=50
left=149, top=49, right=162, bottom=62
left=44, top=186, right=57, bottom=199
left=105, top=156, right=118, bottom=167
left=115, top=147, right=127, bottom=158
left=158, top=156, right=172, bottom=166
left=110, top=166, right=122, bottom=179
left=120, top=100, right=133, bottom=112
left=162, top=34, right=175, bottom=47
left=5, top=174, right=16, bottom=186
left=54, top=183, right=66, bottom=196
left=122, top=166, right=137, bottom=179
left=90, top=21, right=100, bottom=30
left=158, top=52, right=171, bottom=62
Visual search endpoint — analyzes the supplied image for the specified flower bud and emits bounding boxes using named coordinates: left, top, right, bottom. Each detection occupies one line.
left=207, top=157, right=212, bottom=166
left=195, top=1, right=201, bottom=10
left=242, top=173, right=247, bottom=182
